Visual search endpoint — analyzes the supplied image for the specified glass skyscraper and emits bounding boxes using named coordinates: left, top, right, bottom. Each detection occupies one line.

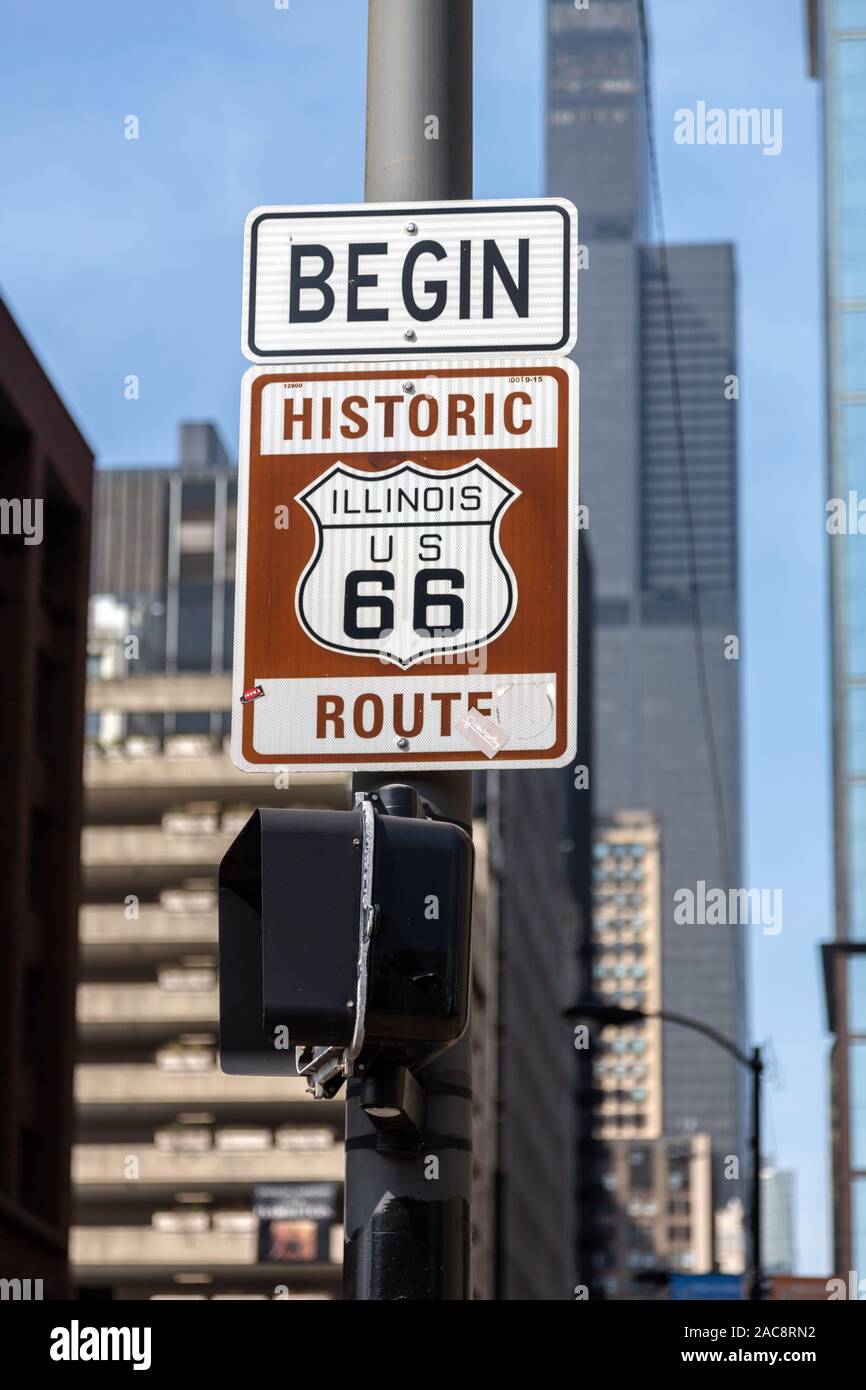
left=815, top=0, right=866, bottom=1276
left=547, top=0, right=746, bottom=1237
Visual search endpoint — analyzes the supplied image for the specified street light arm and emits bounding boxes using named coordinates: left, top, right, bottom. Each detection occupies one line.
left=566, top=993, right=764, bottom=1298
left=652, top=1008, right=757, bottom=1073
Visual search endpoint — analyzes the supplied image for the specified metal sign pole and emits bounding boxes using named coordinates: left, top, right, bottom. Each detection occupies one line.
left=342, top=0, right=475, bottom=1302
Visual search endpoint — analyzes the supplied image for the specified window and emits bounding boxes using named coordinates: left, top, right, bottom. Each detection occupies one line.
left=848, top=689, right=866, bottom=777
left=668, top=1147, right=691, bottom=1192
left=848, top=955, right=866, bottom=1031
left=19, top=1128, right=41, bottom=1213
left=836, top=0, right=866, bottom=32
left=853, top=1177, right=866, bottom=1273
left=23, top=969, right=42, bottom=1073
left=627, top=1224, right=655, bottom=1256
left=175, top=712, right=213, bottom=735
left=223, top=582, right=235, bottom=669
left=177, top=584, right=213, bottom=672
left=848, top=786, right=866, bottom=938
left=836, top=38, right=866, bottom=298
left=851, top=1040, right=866, bottom=1170
left=28, top=809, right=50, bottom=915
left=181, top=479, right=215, bottom=522
left=843, top=311, right=866, bottom=392
left=628, top=1148, right=653, bottom=1191
left=179, top=547, right=214, bottom=583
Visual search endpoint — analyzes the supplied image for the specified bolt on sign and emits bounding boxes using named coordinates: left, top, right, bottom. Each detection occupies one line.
left=241, top=198, right=577, bottom=362
left=231, top=359, right=578, bottom=772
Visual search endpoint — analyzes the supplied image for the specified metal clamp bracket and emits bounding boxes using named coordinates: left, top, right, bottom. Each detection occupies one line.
left=295, top=795, right=377, bottom=1099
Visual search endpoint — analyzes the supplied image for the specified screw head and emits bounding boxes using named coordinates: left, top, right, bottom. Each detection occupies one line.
left=346, top=1000, right=354, bottom=1008
left=405, top=221, right=418, bottom=234
left=352, top=837, right=361, bottom=846
left=404, top=328, right=417, bottom=342
left=402, top=381, right=415, bottom=394
left=396, top=736, right=410, bottom=751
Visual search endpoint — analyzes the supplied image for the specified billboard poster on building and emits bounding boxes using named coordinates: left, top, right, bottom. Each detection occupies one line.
left=253, top=1182, right=340, bottom=1264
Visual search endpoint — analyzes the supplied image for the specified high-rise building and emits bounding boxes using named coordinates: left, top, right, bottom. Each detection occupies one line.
left=585, top=812, right=717, bottom=1295
left=73, top=757, right=349, bottom=1299
left=75, top=424, right=579, bottom=1300
left=761, top=1165, right=797, bottom=1275
left=715, top=1196, right=747, bottom=1276
left=546, top=0, right=746, bottom=1195
left=89, top=422, right=235, bottom=699
left=487, top=769, right=579, bottom=1300
left=599, top=1134, right=714, bottom=1297
left=591, top=813, right=663, bottom=1141
left=812, top=0, right=866, bottom=1277
left=0, top=297, right=94, bottom=1297
left=637, top=243, right=744, bottom=1164
left=73, top=428, right=351, bottom=1297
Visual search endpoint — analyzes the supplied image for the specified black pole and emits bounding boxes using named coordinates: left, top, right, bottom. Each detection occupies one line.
left=750, top=1046, right=764, bottom=1300
left=342, top=777, right=474, bottom=1300
left=342, top=0, right=474, bottom=1302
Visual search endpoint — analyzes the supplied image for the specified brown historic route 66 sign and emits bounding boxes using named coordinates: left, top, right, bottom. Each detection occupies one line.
left=230, top=358, right=578, bottom=772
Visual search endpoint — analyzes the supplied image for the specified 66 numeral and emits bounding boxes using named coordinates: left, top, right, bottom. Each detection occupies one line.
left=344, top=568, right=465, bottom=639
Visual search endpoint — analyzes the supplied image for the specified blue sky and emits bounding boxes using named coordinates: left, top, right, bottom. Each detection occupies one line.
left=0, top=0, right=830, bottom=1272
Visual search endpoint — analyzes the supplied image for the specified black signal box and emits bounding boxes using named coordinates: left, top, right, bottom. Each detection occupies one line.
left=219, top=804, right=473, bottom=1076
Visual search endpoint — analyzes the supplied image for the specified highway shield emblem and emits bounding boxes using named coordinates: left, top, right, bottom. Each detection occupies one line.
left=295, top=458, right=519, bottom=669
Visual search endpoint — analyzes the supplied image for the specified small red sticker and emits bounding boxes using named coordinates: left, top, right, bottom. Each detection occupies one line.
left=240, top=684, right=265, bottom=704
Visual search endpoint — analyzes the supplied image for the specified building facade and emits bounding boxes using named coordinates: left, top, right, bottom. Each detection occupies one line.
left=75, top=430, right=350, bottom=1295
left=761, top=1165, right=797, bottom=1275
left=74, top=758, right=348, bottom=1299
left=487, top=768, right=579, bottom=1300
left=0, top=297, right=94, bottom=1297
left=591, top=813, right=663, bottom=1142
left=584, top=812, right=718, bottom=1294
left=813, top=0, right=866, bottom=1277
left=75, top=426, right=508, bottom=1298
left=546, top=0, right=746, bottom=1196
left=598, top=1134, right=714, bottom=1297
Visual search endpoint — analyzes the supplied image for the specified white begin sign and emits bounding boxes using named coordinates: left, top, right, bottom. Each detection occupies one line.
left=242, top=197, right=577, bottom=362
